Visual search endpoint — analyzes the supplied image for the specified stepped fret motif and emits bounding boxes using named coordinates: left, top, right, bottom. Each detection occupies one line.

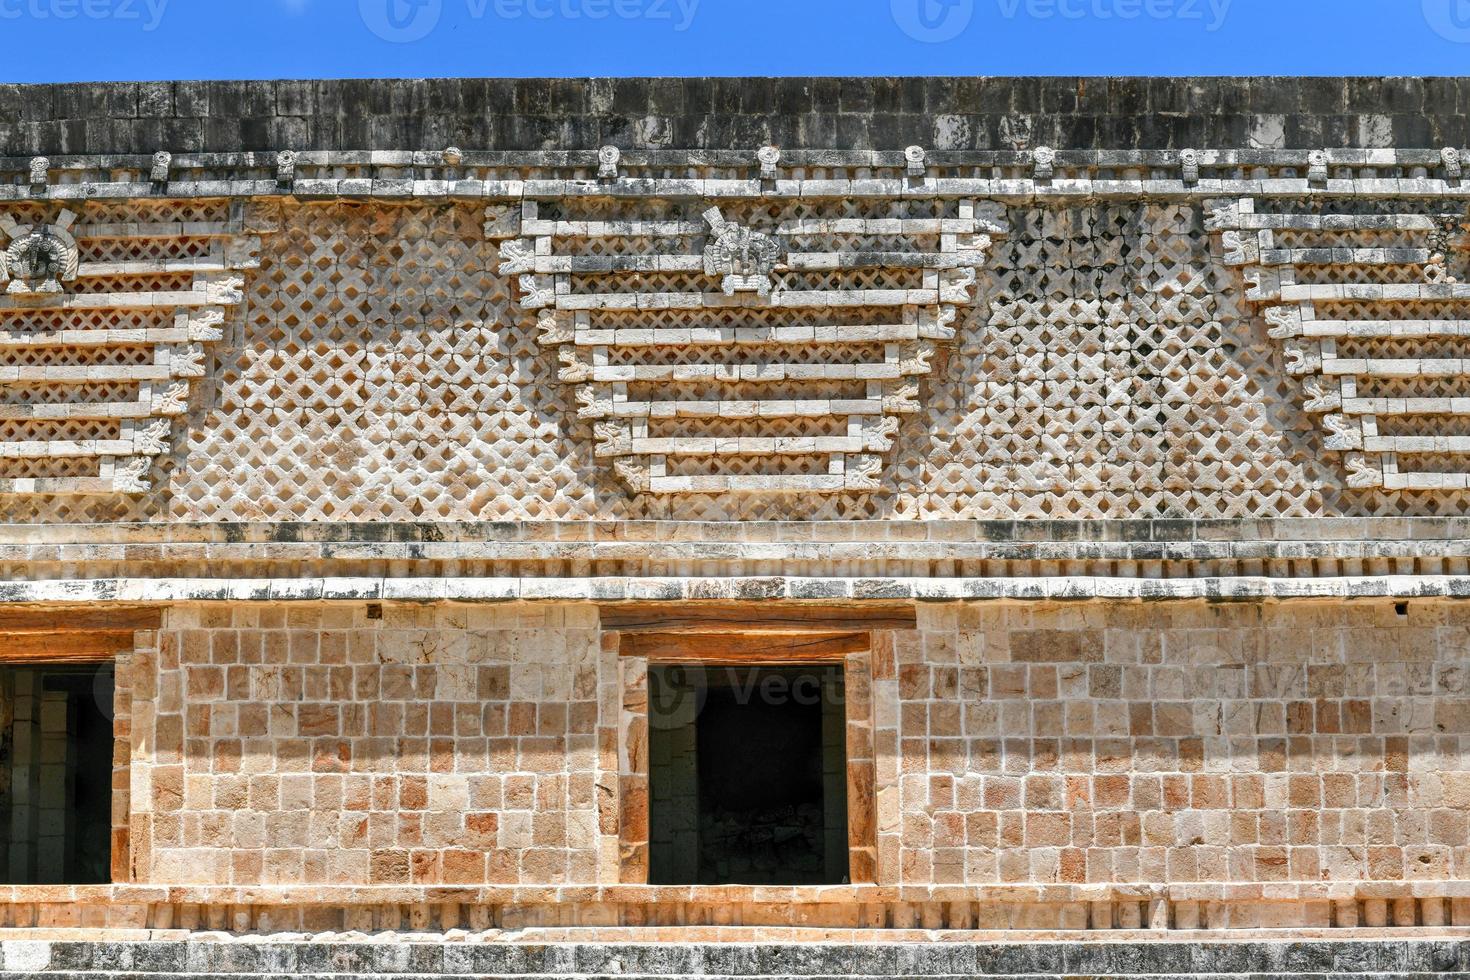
left=1211, top=196, right=1470, bottom=491
left=505, top=194, right=1005, bottom=494
left=0, top=202, right=263, bottom=496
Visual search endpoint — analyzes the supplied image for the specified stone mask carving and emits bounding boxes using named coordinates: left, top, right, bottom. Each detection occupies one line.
left=702, top=207, right=781, bottom=297
left=1, top=224, right=79, bottom=295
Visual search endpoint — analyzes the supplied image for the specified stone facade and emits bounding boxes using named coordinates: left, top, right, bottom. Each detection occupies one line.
left=1, top=78, right=1470, bottom=952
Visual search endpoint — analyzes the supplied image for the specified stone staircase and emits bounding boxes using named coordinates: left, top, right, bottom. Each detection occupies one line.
left=2, top=939, right=1469, bottom=979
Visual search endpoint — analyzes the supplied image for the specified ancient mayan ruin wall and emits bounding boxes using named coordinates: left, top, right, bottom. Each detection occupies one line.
left=0, top=79, right=1468, bottom=952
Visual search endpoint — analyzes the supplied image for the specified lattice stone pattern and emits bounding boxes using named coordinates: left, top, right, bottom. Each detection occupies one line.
left=1, top=195, right=1413, bottom=525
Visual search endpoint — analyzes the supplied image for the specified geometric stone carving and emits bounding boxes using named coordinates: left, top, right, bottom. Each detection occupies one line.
left=505, top=193, right=1006, bottom=494
left=1210, top=195, right=1470, bottom=491
left=0, top=203, right=262, bottom=495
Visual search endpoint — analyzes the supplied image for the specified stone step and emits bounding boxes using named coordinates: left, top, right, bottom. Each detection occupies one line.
left=5, top=974, right=1470, bottom=980
left=4, top=940, right=1469, bottom=978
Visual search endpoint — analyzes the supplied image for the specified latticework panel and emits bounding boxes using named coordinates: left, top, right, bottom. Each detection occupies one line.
left=504, top=194, right=1002, bottom=495
left=4, top=196, right=1444, bottom=524
left=1210, top=195, right=1470, bottom=502
left=0, top=199, right=259, bottom=503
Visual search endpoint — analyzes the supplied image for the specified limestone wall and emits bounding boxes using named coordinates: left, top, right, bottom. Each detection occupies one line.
left=107, top=599, right=1470, bottom=921
left=890, top=600, right=1470, bottom=891
left=129, top=604, right=613, bottom=887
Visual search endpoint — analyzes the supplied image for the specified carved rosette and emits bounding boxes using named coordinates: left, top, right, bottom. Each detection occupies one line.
left=499, top=190, right=1007, bottom=495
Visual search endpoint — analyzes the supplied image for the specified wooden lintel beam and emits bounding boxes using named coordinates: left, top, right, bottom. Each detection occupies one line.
left=600, top=602, right=915, bottom=635
left=0, top=631, right=136, bottom=663
left=619, top=631, right=870, bottom=663
left=0, top=607, right=162, bottom=634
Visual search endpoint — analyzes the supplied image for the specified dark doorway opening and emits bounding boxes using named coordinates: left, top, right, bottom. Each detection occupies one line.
left=0, top=665, right=114, bottom=884
left=648, top=663, right=847, bottom=885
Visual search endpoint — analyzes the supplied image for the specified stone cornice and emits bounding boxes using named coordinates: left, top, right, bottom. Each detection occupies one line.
left=2, top=149, right=1470, bottom=203
left=1, top=575, right=1468, bottom=605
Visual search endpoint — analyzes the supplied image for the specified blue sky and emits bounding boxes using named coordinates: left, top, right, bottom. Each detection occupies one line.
left=2, top=0, right=1470, bottom=81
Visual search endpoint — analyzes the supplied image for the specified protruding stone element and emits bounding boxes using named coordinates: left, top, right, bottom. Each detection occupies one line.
left=904, top=145, right=927, bottom=178
left=518, top=274, right=555, bottom=308
left=276, top=149, right=297, bottom=187
left=575, top=385, right=612, bottom=420
left=1032, top=145, right=1055, bottom=181
left=1179, top=147, right=1200, bottom=183
left=110, top=456, right=153, bottom=494
left=597, top=145, right=620, bottom=180
left=939, top=266, right=977, bottom=304
left=170, top=344, right=209, bottom=379
left=0, top=211, right=80, bottom=295
left=203, top=274, right=246, bottom=305
left=1444, top=146, right=1463, bottom=180
left=1220, top=229, right=1255, bottom=266
left=153, top=382, right=190, bottom=417
left=28, top=156, right=48, bottom=187
left=1302, top=378, right=1339, bottom=413
left=1203, top=198, right=1241, bottom=231
left=594, top=421, right=632, bottom=457
left=557, top=346, right=593, bottom=383
left=883, top=380, right=921, bottom=414
left=443, top=146, right=463, bottom=167
left=863, top=416, right=900, bottom=453
left=1345, top=452, right=1383, bottom=488
left=1322, top=414, right=1361, bottom=451
left=845, top=455, right=883, bottom=491
left=150, top=150, right=172, bottom=186
left=757, top=145, right=780, bottom=180
left=535, top=309, right=574, bottom=345
left=1282, top=340, right=1320, bottom=375
left=497, top=239, right=535, bottom=276
left=1263, top=305, right=1302, bottom=339
left=703, top=207, right=781, bottom=297
left=186, top=309, right=227, bottom=343
left=1307, top=149, right=1328, bottom=183
left=134, top=419, right=171, bottom=455
left=613, top=457, right=649, bottom=492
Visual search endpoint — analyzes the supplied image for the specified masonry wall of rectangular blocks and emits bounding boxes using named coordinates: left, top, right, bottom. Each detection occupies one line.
left=81, top=597, right=1467, bottom=930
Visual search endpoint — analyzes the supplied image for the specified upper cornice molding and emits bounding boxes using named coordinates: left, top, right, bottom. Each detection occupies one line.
left=1, top=77, right=1466, bottom=156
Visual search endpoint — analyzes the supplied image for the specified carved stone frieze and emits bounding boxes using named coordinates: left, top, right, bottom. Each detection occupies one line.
left=504, top=190, right=1006, bottom=495
left=0, top=202, right=264, bottom=496
left=1211, top=194, right=1470, bottom=492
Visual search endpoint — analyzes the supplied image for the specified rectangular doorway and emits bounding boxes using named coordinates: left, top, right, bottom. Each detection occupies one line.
left=647, top=663, right=848, bottom=886
left=0, top=665, right=115, bottom=885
